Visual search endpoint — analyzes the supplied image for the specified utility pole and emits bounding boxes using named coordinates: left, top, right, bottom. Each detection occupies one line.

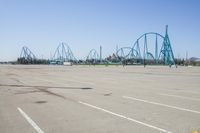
left=186, top=51, right=188, bottom=66
left=100, top=46, right=102, bottom=63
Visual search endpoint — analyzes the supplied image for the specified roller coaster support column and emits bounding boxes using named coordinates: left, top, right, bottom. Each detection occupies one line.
left=162, top=25, right=175, bottom=65
left=155, top=34, right=158, bottom=64
left=144, top=34, right=148, bottom=64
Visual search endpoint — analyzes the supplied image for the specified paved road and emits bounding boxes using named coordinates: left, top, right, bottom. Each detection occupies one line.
left=0, top=65, right=200, bottom=133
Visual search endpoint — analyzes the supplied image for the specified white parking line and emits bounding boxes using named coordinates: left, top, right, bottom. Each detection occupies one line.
left=122, top=96, right=200, bottom=114
left=158, top=93, right=200, bottom=101
left=17, top=107, right=44, bottom=133
left=79, top=101, right=172, bottom=133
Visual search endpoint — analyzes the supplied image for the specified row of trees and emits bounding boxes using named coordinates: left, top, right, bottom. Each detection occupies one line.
left=17, top=57, right=49, bottom=64
left=16, top=57, right=200, bottom=66
left=175, top=59, right=200, bottom=66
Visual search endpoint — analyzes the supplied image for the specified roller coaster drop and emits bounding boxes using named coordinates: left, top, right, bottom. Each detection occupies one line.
left=18, top=26, right=176, bottom=65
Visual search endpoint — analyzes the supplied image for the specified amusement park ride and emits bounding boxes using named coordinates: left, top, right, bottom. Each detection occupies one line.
left=116, top=25, right=175, bottom=65
left=19, top=25, right=175, bottom=66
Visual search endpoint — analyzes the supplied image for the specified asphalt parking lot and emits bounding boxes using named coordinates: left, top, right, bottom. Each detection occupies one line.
left=0, top=65, right=200, bottom=133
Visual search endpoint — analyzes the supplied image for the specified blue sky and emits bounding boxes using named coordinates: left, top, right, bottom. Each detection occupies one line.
left=0, top=0, right=200, bottom=61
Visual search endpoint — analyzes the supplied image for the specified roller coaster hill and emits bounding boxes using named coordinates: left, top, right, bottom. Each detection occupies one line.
left=17, top=46, right=49, bottom=64
left=17, top=25, right=176, bottom=66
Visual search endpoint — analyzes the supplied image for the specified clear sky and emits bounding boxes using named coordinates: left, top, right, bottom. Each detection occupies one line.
left=0, top=0, right=200, bottom=61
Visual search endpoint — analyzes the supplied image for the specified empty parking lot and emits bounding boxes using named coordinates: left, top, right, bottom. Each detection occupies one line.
left=0, top=65, right=200, bottom=133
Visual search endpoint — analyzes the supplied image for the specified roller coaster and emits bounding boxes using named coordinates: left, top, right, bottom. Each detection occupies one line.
left=116, top=25, right=175, bottom=65
left=50, top=42, right=77, bottom=64
left=20, top=46, right=36, bottom=60
left=86, top=49, right=100, bottom=64
left=17, top=46, right=37, bottom=64
left=17, top=26, right=176, bottom=66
